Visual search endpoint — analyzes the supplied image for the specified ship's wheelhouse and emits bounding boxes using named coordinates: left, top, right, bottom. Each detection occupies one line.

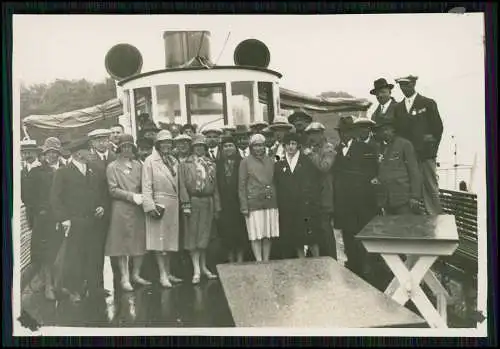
left=117, top=66, right=281, bottom=139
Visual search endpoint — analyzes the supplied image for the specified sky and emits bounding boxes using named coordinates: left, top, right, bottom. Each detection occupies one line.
left=13, top=14, right=486, bottom=184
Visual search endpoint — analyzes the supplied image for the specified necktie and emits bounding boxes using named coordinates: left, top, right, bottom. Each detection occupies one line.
left=210, top=150, right=215, bottom=160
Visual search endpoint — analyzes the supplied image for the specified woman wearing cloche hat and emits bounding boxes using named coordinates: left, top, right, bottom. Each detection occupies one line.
left=142, top=129, right=185, bottom=288
left=24, top=136, right=66, bottom=300
left=178, top=135, right=220, bottom=284
left=105, top=134, right=151, bottom=292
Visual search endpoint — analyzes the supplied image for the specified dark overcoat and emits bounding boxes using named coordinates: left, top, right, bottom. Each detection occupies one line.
left=50, top=162, right=108, bottom=294
left=216, top=154, right=248, bottom=251
left=274, top=153, right=322, bottom=249
left=25, top=161, right=66, bottom=265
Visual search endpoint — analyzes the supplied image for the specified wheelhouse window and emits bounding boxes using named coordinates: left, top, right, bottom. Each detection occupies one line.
left=231, top=81, right=255, bottom=126
left=156, top=84, right=181, bottom=124
left=258, top=82, right=275, bottom=124
left=133, top=87, right=153, bottom=138
left=186, top=83, right=227, bottom=130
left=122, top=90, right=133, bottom=134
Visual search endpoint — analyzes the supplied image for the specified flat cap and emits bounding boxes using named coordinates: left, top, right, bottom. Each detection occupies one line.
left=191, top=135, right=207, bottom=147
left=88, top=129, right=112, bottom=138
left=155, top=130, right=173, bottom=143
left=201, top=127, right=222, bottom=135
left=304, top=121, right=326, bottom=133
left=288, top=110, right=313, bottom=124
left=395, top=75, right=419, bottom=83
left=21, top=139, right=40, bottom=151
left=269, top=116, right=294, bottom=131
left=249, top=121, right=269, bottom=130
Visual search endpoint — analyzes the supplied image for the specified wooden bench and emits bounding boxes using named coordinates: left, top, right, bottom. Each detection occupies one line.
left=425, top=189, right=478, bottom=327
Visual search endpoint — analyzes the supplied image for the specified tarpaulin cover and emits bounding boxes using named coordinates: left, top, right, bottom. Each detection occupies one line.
left=23, top=98, right=123, bottom=129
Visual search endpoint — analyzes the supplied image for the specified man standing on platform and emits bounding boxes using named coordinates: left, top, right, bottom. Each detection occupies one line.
left=50, top=137, right=108, bottom=302
left=88, top=129, right=117, bottom=295
left=394, top=75, right=443, bottom=215
left=302, top=122, right=337, bottom=260
left=234, top=125, right=251, bottom=158
left=369, top=78, right=398, bottom=125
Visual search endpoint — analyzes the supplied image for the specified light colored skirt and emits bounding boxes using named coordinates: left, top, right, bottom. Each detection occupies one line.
left=245, top=208, right=280, bottom=241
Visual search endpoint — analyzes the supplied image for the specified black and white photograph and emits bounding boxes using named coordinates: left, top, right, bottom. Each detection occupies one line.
left=11, top=13, right=487, bottom=336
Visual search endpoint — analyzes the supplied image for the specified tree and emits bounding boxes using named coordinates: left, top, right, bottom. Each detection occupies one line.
left=20, top=78, right=117, bottom=118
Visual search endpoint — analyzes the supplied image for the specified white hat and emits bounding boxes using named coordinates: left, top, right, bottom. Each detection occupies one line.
left=395, top=75, right=418, bottom=83
left=269, top=116, right=294, bottom=131
left=201, top=127, right=222, bottom=135
left=174, top=134, right=192, bottom=142
left=88, top=129, right=112, bottom=138
left=304, top=121, right=326, bottom=133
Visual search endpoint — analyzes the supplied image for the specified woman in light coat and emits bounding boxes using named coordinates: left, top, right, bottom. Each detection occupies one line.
left=142, top=130, right=188, bottom=288
left=105, top=134, right=149, bottom=292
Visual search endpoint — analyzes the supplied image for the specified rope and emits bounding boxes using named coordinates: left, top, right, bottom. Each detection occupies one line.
left=215, top=32, right=231, bottom=66
left=196, top=31, right=206, bottom=58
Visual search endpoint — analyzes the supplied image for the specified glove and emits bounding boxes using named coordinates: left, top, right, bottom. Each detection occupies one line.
left=61, top=220, right=71, bottom=237
left=132, top=194, right=143, bottom=206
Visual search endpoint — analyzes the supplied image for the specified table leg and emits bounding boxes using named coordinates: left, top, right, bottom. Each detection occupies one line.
left=422, top=270, right=451, bottom=322
left=380, top=254, right=448, bottom=328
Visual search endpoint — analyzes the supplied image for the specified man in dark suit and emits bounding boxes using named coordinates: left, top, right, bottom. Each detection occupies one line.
left=21, top=140, right=42, bottom=229
left=332, top=116, right=379, bottom=280
left=201, top=127, right=222, bottom=161
left=393, top=75, right=443, bottom=215
left=369, top=78, right=398, bottom=126
left=109, top=124, right=124, bottom=153
left=50, top=137, right=108, bottom=302
left=87, top=129, right=117, bottom=295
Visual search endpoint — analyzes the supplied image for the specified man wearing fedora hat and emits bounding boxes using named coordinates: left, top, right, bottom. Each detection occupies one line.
left=370, top=78, right=398, bottom=125
left=24, top=137, right=66, bottom=300
left=394, top=75, right=444, bottom=215
left=249, top=121, right=269, bottom=136
left=50, top=136, right=108, bottom=302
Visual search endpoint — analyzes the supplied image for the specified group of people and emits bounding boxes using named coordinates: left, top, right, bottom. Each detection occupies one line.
left=20, top=74, right=444, bottom=303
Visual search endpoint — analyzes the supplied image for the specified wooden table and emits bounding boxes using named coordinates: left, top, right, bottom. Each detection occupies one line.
left=356, top=214, right=459, bottom=328
left=217, top=257, right=426, bottom=328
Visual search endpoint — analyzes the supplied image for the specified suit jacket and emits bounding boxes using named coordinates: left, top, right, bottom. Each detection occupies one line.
left=377, top=136, right=422, bottom=208
left=394, top=94, right=444, bottom=160
left=50, top=162, right=107, bottom=223
left=88, top=150, right=117, bottom=225
left=332, top=139, right=379, bottom=231
left=371, top=97, right=398, bottom=124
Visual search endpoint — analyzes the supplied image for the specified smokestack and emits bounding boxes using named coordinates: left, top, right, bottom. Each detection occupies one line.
left=162, top=31, right=212, bottom=69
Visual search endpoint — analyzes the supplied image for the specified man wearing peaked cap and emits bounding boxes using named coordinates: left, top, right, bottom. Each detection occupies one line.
left=20, top=139, right=42, bottom=240
left=301, top=120, right=337, bottom=261
left=394, top=74, right=444, bottom=215
left=201, top=127, right=222, bottom=161
left=353, top=118, right=378, bottom=147
left=24, top=136, right=66, bottom=300
left=370, top=78, right=398, bottom=125
left=50, top=133, right=110, bottom=302
left=140, top=121, right=160, bottom=142
left=88, top=129, right=116, bottom=165
left=220, top=125, right=236, bottom=137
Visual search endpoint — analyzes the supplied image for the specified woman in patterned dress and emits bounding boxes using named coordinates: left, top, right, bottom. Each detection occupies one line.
left=179, top=135, right=220, bottom=284
left=142, top=130, right=187, bottom=288
left=238, top=134, right=280, bottom=261
left=105, top=134, right=150, bottom=292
